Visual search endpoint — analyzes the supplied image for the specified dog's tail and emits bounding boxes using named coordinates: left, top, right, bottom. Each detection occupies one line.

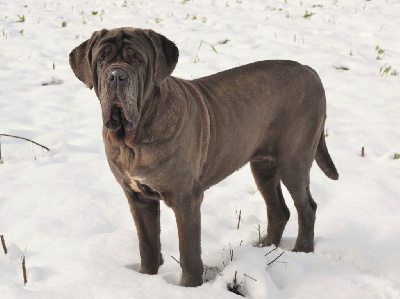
left=315, top=130, right=339, bottom=180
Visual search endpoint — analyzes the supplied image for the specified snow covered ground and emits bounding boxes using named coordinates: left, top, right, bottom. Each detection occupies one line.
left=1, top=0, right=399, bottom=298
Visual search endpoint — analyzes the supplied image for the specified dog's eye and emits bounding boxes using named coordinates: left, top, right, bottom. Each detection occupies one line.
left=126, top=49, right=141, bottom=65
left=97, top=54, right=106, bottom=64
left=97, top=48, right=111, bottom=65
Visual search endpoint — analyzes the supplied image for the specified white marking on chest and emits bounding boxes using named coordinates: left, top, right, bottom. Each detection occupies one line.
left=126, top=173, right=144, bottom=193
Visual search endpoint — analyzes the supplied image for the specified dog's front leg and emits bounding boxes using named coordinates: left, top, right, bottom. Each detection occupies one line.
left=123, top=187, right=163, bottom=275
left=168, top=187, right=204, bottom=287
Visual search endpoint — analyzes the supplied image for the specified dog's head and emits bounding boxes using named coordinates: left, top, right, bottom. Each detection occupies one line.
left=69, top=28, right=179, bottom=131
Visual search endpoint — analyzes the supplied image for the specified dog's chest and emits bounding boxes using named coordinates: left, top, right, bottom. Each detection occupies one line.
left=111, top=144, right=163, bottom=196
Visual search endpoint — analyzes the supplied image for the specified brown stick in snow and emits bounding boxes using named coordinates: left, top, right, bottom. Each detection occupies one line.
left=22, top=255, right=28, bottom=285
left=0, top=134, right=50, bottom=152
left=1, top=235, right=7, bottom=254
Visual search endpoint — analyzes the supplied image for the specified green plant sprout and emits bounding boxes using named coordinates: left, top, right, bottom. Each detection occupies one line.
left=379, top=64, right=397, bottom=76
left=16, top=15, right=25, bottom=22
left=375, top=46, right=385, bottom=60
left=332, top=65, right=350, bottom=71
left=303, top=10, right=315, bottom=19
left=194, top=39, right=230, bottom=63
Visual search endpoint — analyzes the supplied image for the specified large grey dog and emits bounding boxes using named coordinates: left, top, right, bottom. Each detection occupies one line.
left=69, top=27, right=338, bottom=287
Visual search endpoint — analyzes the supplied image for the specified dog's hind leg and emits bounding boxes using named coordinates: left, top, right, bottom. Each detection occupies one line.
left=250, top=159, right=290, bottom=247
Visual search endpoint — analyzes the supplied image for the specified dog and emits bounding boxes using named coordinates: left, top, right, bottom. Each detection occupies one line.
left=69, top=27, right=338, bottom=287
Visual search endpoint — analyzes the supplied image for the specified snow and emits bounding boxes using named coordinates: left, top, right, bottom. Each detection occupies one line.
left=1, top=0, right=399, bottom=298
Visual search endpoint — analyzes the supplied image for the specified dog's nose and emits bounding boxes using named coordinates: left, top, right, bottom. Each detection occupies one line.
left=108, top=69, right=127, bottom=86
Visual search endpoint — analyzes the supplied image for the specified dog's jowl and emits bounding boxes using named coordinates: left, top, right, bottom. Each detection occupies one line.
left=70, top=27, right=338, bottom=287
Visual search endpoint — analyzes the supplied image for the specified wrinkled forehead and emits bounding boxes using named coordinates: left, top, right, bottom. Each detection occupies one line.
left=96, top=28, right=152, bottom=54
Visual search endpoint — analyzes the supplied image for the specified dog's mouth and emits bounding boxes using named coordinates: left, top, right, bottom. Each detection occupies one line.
left=105, top=104, right=135, bottom=131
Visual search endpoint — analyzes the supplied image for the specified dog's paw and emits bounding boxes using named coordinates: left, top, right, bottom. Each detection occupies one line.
left=182, top=275, right=203, bottom=287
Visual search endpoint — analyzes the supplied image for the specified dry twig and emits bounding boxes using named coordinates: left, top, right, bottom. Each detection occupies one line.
left=22, top=255, right=27, bottom=285
left=244, top=273, right=257, bottom=281
left=0, top=134, right=50, bottom=163
left=227, top=271, right=244, bottom=297
left=168, top=254, right=180, bottom=264
left=265, top=247, right=277, bottom=256
left=267, top=252, right=284, bottom=267
left=255, top=224, right=263, bottom=246
left=1, top=235, right=7, bottom=254
left=236, top=209, right=242, bottom=229
left=0, top=134, right=50, bottom=152
left=0, top=135, right=3, bottom=163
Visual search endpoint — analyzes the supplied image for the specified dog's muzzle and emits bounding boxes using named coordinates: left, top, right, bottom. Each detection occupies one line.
left=103, top=68, right=137, bottom=131
left=105, top=105, right=135, bottom=131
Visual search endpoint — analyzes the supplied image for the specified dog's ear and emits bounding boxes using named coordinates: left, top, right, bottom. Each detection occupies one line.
left=69, top=31, right=100, bottom=89
left=145, top=30, right=179, bottom=85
